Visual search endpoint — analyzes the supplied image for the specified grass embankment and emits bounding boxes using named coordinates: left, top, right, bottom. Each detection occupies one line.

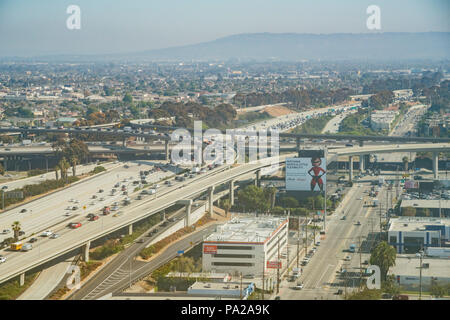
left=338, top=110, right=385, bottom=136
left=290, top=114, right=334, bottom=134
left=0, top=272, right=39, bottom=300
left=139, top=214, right=214, bottom=260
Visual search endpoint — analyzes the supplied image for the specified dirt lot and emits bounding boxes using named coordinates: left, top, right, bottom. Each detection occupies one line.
left=262, top=105, right=296, bottom=117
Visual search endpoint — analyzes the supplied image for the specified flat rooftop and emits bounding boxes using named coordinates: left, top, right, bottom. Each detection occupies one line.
left=401, top=199, right=450, bottom=209
left=390, top=255, right=450, bottom=278
left=204, top=215, right=288, bottom=243
left=389, top=217, right=450, bottom=232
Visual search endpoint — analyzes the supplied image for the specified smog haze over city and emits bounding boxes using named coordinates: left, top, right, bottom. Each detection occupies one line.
left=0, top=0, right=449, bottom=311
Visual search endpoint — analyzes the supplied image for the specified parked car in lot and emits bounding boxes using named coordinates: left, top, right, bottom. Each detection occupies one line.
left=2, top=229, right=10, bottom=234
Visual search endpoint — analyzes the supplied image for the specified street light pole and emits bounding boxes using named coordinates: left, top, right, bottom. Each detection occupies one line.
left=418, top=250, right=424, bottom=300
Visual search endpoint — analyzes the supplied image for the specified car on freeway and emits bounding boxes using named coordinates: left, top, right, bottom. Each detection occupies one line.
left=29, top=237, right=38, bottom=243
left=293, top=283, right=304, bottom=290
left=50, top=233, right=59, bottom=239
left=98, top=189, right=104, bottom=193
left=92, top=195, right=98, bottom=199
left=136, top=238, right=144, bottom=243
left=111, top=206, right=119, bottom=211
left=41, top=230, right=53, bottom=237
left=345, top=256, right=351, bottom=261
left=20, top=208, right=27, bottom=213
left=316, top=242, right=320, bottom=246
left=72, top=206, right=78, bottom=210
left=2, top=229, right=10, bottom=234
left=0, top=256, right=6, bottom=264
left=113, top=212, right=123, bottom=217
left=69, top=222, right=82, bottom=229
left=64, top=212, right=72, bottom=217
left=90, top=215, right=99, bottom=221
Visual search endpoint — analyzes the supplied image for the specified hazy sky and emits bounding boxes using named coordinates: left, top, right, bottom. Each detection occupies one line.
left=0, top=0, right=448, bottom=57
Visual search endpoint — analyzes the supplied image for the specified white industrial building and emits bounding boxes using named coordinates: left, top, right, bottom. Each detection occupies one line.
left=389, top=255, right=450, bottom=291
left=202, top=216, right=288, bottom=275
left=388, top=217, right=450, bottom=253
left=370, top=110, right=397, bottom=131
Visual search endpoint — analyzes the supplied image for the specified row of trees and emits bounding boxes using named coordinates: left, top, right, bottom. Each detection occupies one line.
left=147, top=101, right=237, bottom=128
left=51, top=138, right=89, bottom=179
left=233, top=87, right=353, bottom=110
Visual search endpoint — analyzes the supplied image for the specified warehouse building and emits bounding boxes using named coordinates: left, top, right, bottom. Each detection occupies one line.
left=388, top=217, right=450, bottom=253
left=202, top=216, right=288, bottom=275
left=389, top=255, right=450, bottom=291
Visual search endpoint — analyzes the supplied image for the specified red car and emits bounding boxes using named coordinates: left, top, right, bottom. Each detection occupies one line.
left=69, top=222, right=82, bottom=229
left=90, top=215, right=99, bottom=221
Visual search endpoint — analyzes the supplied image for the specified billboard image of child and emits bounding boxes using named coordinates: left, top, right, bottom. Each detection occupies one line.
left=308, top=157, right=326, bottom=192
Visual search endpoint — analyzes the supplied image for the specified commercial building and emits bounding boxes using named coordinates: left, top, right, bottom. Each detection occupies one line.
left=389, top=255, right=450, bottom=291
left=202, top=216, right=288, bottom=275
left=388, top=217, right=450, bottom=253
left=370, top=110, right=397, bottom=131
left=187, top=281, right=254, bottom=299
left=400, top=199, right=450, bottom=218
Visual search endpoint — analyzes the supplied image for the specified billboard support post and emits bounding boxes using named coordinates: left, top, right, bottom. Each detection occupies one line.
left=324, top=147, right=327, bottom=232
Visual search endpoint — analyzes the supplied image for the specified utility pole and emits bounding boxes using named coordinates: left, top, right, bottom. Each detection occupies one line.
left=359, top=235, right=363, bottom=290
left=262, top=257, right=265, bottom=300
left=418, top=250, right=423, bottom=300
left=240, top=272, right=243, bottom=300
left=304, top=215, right=308, bottom=256
left=297, top=217, right=300, bottom=269
left=276, top=235, right=280, bottom=294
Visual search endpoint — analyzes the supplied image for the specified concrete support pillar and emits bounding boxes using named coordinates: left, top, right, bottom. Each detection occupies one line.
left=296, top=137, right=300, bottom=150
left=359, top=140, right=364, bottom=147
left=177, top=200, right=192, bottom=227
left=185, top=202, right=192, bottom=227
left=433, top=152, right=439, bottom=180
left=165, top=140, right=170, bottom=161
left=3, top=157, right=7, bottom=172
left=19, top=273, right=25, bottom=287
left=208, top=186, right=215, bottom=215
left=83, top=241, right=91, bottom=262
left=122, top=137, right=126, bottom=148
left=229, top=180, right=235, bottom=206
left=349, top=156, right=353, bottom=182
left=255, top=170, right=261, bottom=187
left=359, top=154, right=365, bottom=173
left=128, top=224, right=133, bottom=235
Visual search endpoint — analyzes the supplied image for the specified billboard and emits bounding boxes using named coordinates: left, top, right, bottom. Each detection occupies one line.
left=404, top=180, right=419, bottom=189
left=286, top=150, right=326, bottom=192
left=203, top=245, right=217, bottom=254
left=266, top=261, right=282, bottom=269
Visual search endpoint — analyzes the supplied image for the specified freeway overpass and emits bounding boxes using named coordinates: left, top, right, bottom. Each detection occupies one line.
left=0, top=154, right=292, bottom=286
left=130, top=123, right=450, bottom=144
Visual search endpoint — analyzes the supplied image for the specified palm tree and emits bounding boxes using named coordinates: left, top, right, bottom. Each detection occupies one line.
left=222, top=199, right=231, bottom=218
left=11, top=221, right=21, bottom=241
left=369, top=241, right=397, bottom=281
left=70, top=155, right=78, bottom=177
left=402, top=156, right=409, bottom=173
left=55, top=164, right=60, bottom=181
left=267, top=187, right=278, bottom=209
left=58, top=157, right=70, bottom=183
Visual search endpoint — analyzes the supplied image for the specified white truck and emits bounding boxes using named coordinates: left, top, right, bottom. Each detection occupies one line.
left=22, top=243, right=33, bottom=251
left=21, top=139, right=32, bottom=146
left=191, top=167, right=201, bottom=174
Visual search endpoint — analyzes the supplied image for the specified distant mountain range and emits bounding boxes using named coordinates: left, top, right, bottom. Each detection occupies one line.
left=5, top=32, right=450, bottom=62
left=131, top=32, right=450, bottom=61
